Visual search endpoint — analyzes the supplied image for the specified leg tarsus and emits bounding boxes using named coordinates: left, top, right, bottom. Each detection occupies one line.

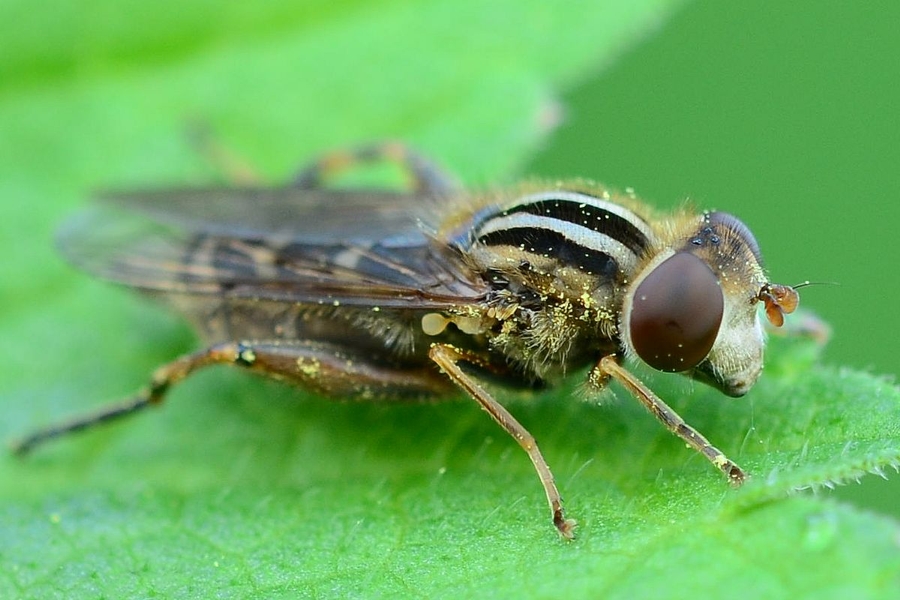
left=11, top=393, right=154, bottom=455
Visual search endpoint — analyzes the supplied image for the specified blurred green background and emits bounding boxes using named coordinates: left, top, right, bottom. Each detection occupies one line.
left=530, top=0, right=900, bottom=513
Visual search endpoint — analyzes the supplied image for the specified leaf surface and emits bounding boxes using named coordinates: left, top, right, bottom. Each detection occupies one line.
left=2, top=1, right=898, bottom=598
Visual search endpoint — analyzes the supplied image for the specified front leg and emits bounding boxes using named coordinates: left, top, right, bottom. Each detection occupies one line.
left=590, top=355, right=746, bottom=485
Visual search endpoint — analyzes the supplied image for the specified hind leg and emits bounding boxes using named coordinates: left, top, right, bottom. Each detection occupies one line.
left=12, top=340, right=452, bottom=455
left=189, top=125, right=458, bottom=195
left=292, top=140, right=459, bottom=195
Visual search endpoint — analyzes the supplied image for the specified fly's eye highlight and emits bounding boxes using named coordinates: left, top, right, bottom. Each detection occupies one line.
left=630, top=251, right=724, bottom=372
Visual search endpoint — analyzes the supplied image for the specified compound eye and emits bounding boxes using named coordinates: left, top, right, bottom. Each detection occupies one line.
left=629, top=252, right=724, bottom=372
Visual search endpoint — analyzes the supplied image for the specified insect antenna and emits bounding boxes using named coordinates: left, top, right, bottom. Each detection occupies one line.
left=790, top=280, right=838, bottom=289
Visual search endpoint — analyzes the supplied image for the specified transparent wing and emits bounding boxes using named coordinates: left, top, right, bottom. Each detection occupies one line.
left=58, top=187, right=489, bottom=308
left=95, top=187, right=438, bottom=244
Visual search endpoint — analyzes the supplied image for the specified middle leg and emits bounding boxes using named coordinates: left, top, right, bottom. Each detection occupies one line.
left=429, top=343, right=577, bottom=539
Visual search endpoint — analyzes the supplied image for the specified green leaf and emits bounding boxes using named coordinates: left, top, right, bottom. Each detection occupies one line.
left=3, top=1, right=900, bottom=599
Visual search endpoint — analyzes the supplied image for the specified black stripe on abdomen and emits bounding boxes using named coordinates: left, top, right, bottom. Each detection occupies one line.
left=478, top=226, right=619, bottom=277
left=502, top=198, right=650, bottom=256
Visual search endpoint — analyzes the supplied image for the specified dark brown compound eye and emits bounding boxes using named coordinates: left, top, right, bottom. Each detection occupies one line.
left=629, top=251, right=724, bottom=372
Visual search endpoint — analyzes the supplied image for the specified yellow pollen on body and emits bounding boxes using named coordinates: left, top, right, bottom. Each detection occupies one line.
left=296, top=357, right=321, bottom=378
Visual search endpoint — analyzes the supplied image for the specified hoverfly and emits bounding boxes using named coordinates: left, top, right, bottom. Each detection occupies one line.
left=15, top=142, right=799, bottom=539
